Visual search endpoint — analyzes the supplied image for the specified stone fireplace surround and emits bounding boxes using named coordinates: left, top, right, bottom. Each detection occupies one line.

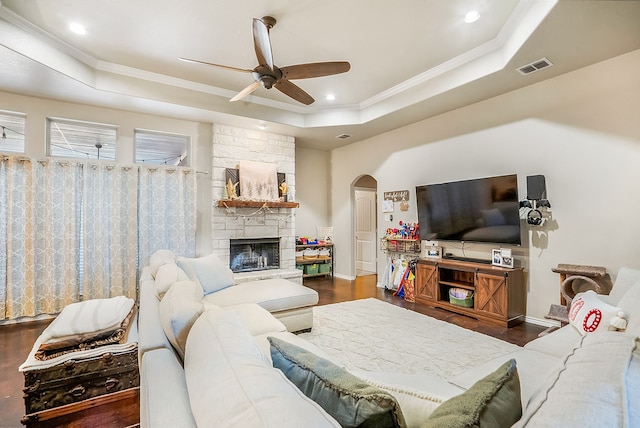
left=211, top=124, right=302, bottom=284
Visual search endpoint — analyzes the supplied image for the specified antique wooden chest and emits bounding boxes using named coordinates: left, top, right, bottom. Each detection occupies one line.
left=22, top=348, right=139, bottom=415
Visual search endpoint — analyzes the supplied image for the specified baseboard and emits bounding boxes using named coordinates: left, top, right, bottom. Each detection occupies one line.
left=334, top=273, right=355, bottom=281
left=525, top=315, right=560, bottom=328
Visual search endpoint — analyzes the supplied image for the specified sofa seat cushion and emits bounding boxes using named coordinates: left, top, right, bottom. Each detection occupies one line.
left=524, top=324, right=582, bottom=358
left=141, top=348, right=197, bottom=428
left=255, top=331, right=338, bottom=366
left=448, top=349, right=560, bottom=406
left=137, top=279, right=172, bottom=357
left=349, top=370, right=465, bottom=428
left=184, top=307, right=340, bottom=427
left=515, top=332, right=639, bottom=427
left=211, top=302, right=287, bottom=336
left=203, top=278, right=318, bottom=312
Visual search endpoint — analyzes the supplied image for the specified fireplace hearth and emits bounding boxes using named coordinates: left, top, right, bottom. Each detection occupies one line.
left=229, top=238, right=280, bottom=273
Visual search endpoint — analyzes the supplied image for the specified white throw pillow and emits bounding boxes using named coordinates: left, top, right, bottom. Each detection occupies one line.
left=158, top=280, right=205, bottom=360
left=149, top=249, right=175, bottom=277
left=568, top=290, right=621, bottom=335
left=154, top=262, right=189, bottom=300
left=177, top=253, right=235, bottom=295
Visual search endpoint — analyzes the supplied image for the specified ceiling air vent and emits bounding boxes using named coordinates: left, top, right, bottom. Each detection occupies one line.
left=517, top=57, right=553, bottom=75
left=336, top=133, right=351, bottom=140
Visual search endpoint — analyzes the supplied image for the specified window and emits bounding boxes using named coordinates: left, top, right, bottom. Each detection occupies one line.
left=48, top=118, right=118, bottom=160
left=0, top=111, right=26, bottom=154
left=135, top=129, right=190, bottom=166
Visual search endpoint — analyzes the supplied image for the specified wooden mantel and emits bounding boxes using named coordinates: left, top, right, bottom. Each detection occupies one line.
left=217, top=200, right=299, bottom=208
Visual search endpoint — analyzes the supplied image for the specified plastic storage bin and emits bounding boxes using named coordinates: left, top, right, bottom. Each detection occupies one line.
left=304, top=264, right=319, bottom=275
left=318, top=263, right=332, bottom=274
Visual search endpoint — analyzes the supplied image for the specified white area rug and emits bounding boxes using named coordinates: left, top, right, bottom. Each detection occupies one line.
left=298, top=298, right=520, bottom=378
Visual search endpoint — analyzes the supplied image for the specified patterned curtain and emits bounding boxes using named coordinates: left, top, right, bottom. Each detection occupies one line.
left=1, top=158, right=197, bottom=321
left=138, top=166, right=197, bottom=267
left=0, top=157, right=81, bottom=319
left=82, top=163, right=138, bottom=300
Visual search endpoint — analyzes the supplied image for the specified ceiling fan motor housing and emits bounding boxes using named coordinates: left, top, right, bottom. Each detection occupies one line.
left=253, top=66, right=282, bottom=89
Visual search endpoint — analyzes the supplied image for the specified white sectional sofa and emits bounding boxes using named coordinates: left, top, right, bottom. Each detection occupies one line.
left=138, top=254, right=640, bottom=427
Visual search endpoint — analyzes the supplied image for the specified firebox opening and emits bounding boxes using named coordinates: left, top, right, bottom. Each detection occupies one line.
left=229, top=238, right=280, bottom=273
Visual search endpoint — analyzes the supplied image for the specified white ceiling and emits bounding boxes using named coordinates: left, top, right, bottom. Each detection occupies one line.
left=1, top=0, right=639, bottom=150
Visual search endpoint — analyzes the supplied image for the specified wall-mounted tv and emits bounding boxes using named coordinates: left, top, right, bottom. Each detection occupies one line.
left=416, top=174, right=521, bottom=246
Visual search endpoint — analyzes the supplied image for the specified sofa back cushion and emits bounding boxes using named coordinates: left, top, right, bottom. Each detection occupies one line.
left=177, top=253, right=235, bottom=295
left=515, top=331, right=638, bottom=427
left=149, top=249, right=175, bottom=277
left=609, top=267, right=640, bottom=304
left=184, top=307, right=340, bottom=427
left=617, top=281, right=640, bottom=334
left=155, top=262, right=189, bottom=300
left=158, top=280, right=205, bottom=360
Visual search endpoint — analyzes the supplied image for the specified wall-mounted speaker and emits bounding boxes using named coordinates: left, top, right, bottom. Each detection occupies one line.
left=527, top=175, right=546, bottom=200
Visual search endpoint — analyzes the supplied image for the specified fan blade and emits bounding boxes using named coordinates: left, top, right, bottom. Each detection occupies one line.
left=178, top=57, right=252, bottom=74
left=230, top=81, right=261, bottom=102
left=280, top=62, right=350, bottom=80
left=275, top=79, right=314, bottom=105
left=252, top=18, right=274, bottom=71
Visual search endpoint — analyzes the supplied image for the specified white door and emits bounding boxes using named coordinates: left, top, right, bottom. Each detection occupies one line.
left=355, top=189, right=377, bottom=275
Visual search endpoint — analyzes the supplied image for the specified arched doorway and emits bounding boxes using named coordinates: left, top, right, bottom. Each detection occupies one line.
left=353, top=175, right=377, bottom=277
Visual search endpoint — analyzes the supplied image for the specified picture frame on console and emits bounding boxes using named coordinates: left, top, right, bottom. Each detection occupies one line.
left=424, top=245, right=442, bottom=259
left=492, top=249, right=514, bottom=268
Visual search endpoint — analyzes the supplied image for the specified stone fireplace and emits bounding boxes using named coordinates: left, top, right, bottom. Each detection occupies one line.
left=229, top=238, right=280, bottom=273
left=210, top=124, right=301, bottom=283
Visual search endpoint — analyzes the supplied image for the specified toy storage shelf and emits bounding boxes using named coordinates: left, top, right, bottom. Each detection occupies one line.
left=296, top=243, right=333, bottom=278
left=380, top=238, right=420, bottom=254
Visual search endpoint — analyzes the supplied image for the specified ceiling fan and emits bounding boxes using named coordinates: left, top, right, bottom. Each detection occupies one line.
left=179, top=16, right=350, bottom=105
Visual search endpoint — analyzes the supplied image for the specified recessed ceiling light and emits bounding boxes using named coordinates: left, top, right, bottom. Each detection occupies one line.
left=69, top=22, right=86, bottom=35
left=325, top=94, right=336, bottom=101
left=464, top=11, right=480, bottom=23
left=257, top=123, right=267, bottom=130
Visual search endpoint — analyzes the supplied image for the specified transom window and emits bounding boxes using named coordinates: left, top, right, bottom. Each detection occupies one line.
left=48, top=118, right=118, bottom=160
left=135, top=129, right=190, bottom=166
left=0, top=111, right=26, bottom=154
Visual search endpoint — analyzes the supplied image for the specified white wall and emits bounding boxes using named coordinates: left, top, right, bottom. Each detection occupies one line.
left=330, top=49, right=640, bottom=321
left=295, top=147, right=331, bottom=239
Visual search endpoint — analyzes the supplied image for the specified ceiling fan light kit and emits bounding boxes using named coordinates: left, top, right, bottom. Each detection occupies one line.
left=180, top=16, right=350, bottom=105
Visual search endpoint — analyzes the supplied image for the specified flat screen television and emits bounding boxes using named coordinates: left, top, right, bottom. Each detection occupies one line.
left=416, top=174, right=521, bottom=246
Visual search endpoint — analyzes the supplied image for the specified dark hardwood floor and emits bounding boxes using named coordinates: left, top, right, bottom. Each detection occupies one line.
left=0, top=274, right=545, bottom=427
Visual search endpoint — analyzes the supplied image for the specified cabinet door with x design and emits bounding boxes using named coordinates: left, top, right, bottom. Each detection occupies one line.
left=475, top=272, right=509, bottom=319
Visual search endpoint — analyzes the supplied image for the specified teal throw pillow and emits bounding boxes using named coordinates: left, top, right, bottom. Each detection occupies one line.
left=268, top=336, right=405, bottom=428
left=424, top=359, right=521, bottom=428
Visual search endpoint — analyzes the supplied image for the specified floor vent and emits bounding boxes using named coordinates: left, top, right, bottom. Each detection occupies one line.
left=336, top=133, right=351, bottom=139
left=517, top=57, right=553, bottom=75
